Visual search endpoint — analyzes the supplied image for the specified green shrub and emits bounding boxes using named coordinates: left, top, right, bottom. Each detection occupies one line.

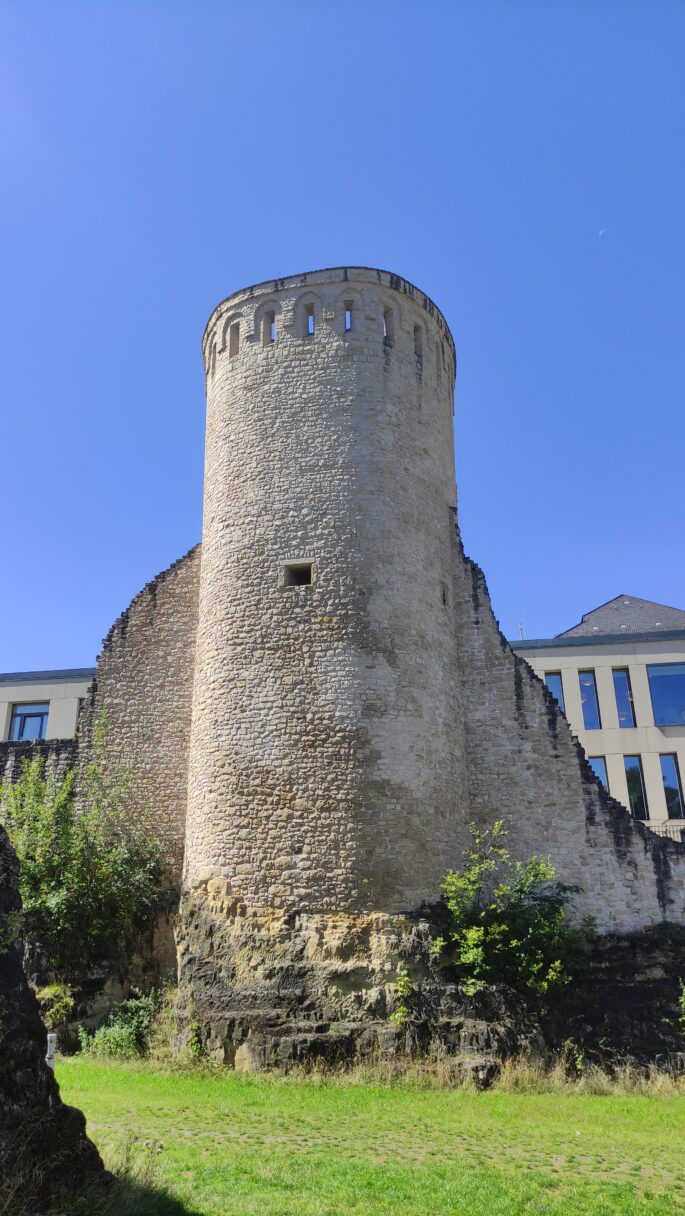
left=390, top=965, right=414, bottom=1027
left=35, top=982, right=74, bottom=1029
left=79, top=988, right=161, bottom=1058
left=0, top=754, right=167, bottom=979
left=434, top=820, right=594, bottom=997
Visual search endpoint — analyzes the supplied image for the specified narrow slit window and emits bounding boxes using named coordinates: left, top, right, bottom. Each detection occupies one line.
left=344, top=302, right=352, bottom=332
left=229, top=322, right=240, bottom=357
left=588, top=756, right=608, bottom=790
left=544, top=672, right=565, bottom=714
left=660, top=754, right=684, bottom=819
left=263, top=311, right=276, bottom=346
left=414, top=325, right=423, bottom=358
left=383, top=307, right=394, bottom=344
left=624, top=755, right=649, bottom=820
left=306, top=305, right=315, bottom=337
left=613, top=668, right=636, bottom=728
left=579, top=670, right=601, bottom=729
left=282, top=561, right=314, bottom=588
left=440, top=581, right=449, bottom=607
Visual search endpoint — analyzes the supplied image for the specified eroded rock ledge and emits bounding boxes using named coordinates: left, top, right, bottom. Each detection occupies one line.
left=177, top=879, right=685, bottom=1079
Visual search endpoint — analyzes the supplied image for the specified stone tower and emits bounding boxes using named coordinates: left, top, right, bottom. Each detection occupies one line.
left=174, top=267, right=685, bottom=1065
left=184, top=267, right=469, bottom=913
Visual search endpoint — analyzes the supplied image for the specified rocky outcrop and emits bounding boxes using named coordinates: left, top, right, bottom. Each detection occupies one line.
left=0, top=825, right=106, bottom=1211
left=177, top=877, right=685, bottom=1079
left=175, top=877, right=542, bottom=1077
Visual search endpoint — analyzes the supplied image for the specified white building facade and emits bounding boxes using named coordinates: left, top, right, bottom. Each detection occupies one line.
left=0, top=669, right=94, bottom=744
left=513, top=596, right=685, bottom=838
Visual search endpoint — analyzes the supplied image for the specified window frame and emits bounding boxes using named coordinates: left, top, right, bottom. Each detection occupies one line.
left=624, top=754, right=649, bottom=820
left=588, top=755, right=608, bottom=790
left=659, top=753, right=685, bottom=820
left=612, top=667, right=637, bottom=729
left=646, top=662, right=685, bottom=726
left=544, top=671, right=566, bottom=714
left=578, top=669, right=602, bottom=730
left=9, top=702, right=50, bottom=742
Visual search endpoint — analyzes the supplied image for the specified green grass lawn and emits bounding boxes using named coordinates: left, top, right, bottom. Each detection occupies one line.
left=57, top=1057, right=685, bottom=1216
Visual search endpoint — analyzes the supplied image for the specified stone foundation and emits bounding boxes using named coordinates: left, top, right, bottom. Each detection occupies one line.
left=175, top=877, right=541, bottom=1073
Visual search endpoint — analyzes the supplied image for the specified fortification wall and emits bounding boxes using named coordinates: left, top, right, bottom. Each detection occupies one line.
left=185, top=267, right=468, bottom=912
left=0, top=738, right=77, bottom=786
left=452, top=546, right=685, bottom=933
left=77, top=544, right=201, bottom=877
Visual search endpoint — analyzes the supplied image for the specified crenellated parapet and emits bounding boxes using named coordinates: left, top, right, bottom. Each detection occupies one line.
left=201, top=266, right=456, bottom=405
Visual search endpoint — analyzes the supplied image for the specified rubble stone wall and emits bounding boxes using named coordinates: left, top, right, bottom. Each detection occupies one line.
left=77, top=544, right=201, bottom=878
left=185, top=267, right=469, bottom=911
left=451, top=545, right=685, bottom=933
left=0, top=738, right=76, bottom=786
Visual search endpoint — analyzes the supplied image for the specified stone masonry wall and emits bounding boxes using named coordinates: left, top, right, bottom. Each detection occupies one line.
left=452, top=543, right=685, bottom=933
left=0, top=738, right=76, bottom=787
left=185, top=268, right=469, bottom=912
left=77, top=544, right=201, bottom=878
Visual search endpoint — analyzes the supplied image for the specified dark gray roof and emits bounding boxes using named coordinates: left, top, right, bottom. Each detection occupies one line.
left=558, top=595, right=685, bottom=638
left=0, top=668, right=95, bottom=685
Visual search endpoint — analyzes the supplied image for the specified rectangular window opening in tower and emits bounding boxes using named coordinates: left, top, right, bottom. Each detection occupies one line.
left=282, top=561, right=314, bottom=588
left=383, top=307, right=394, bottom=344
left=229, top=322, right=240, bottom=357
left=306, top=305, right=315, bottom=337
left=344, top=303, right=352, bottom=332
left=263, top=311, right=276, bottom=346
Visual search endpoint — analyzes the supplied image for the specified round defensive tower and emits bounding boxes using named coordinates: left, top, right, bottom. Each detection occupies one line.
left=184, top=267, right=466, bottom=916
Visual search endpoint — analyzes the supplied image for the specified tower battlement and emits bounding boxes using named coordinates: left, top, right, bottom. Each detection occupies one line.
left=201, top=266, right=456, bottom=391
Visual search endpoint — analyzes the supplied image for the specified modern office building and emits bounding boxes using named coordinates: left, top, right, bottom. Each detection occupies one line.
left=513, top=595, right=685, bottom=837
left=0, top=669, right=94, bottom=744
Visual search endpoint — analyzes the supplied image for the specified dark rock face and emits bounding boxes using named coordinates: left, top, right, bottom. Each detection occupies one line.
left=177, top=879, right=685, bottom=1081
left=0, top=825, right=106, bottom=1211
left=175, top=879, right=543, bottom=1079
left=543, top=927, right=685, bottom=1067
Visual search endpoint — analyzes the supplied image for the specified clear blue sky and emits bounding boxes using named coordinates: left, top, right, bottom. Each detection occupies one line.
left=2, top=1, right=684, bottom=670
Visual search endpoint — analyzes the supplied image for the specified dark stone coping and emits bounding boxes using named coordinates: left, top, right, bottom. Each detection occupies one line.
left=0, top=668, right=95, bottom=684
left=512, top=630, right=685, bottom=651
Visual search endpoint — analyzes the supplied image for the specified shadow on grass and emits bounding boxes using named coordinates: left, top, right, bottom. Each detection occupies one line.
left=55, top=1175, right=203, bottom=1216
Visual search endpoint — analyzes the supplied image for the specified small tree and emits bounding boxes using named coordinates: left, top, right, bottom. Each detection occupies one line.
left=0, top=754, right=167, bottom=980
left=434, top=820, right=594, bottom=997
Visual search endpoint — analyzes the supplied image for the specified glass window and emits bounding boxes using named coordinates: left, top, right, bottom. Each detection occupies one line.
left=613, top=668, right=636, bottom=728
left=660, top=754, right=684, bottom=819
left=588, top=756, right=608, bottom=789
left=624, top=755, right=649, bottom=820
left=647, top=663, right=685, bottom=726
left=579, top=670, right=602, bottom=729
left=9, top=703, right=49, bottom=741
left=544, top=672, right=565, bottom=713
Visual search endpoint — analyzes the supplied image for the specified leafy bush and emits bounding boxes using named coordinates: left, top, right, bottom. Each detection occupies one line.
left=433, top=820, right=594, bottom=997
left=0, top=754, right=167, bottom=979
left=79, top=988, right=161, bottom=1058
left=35, top=982, right=74, bottom=1030
left=390, top=965, right=414, bottom=1027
